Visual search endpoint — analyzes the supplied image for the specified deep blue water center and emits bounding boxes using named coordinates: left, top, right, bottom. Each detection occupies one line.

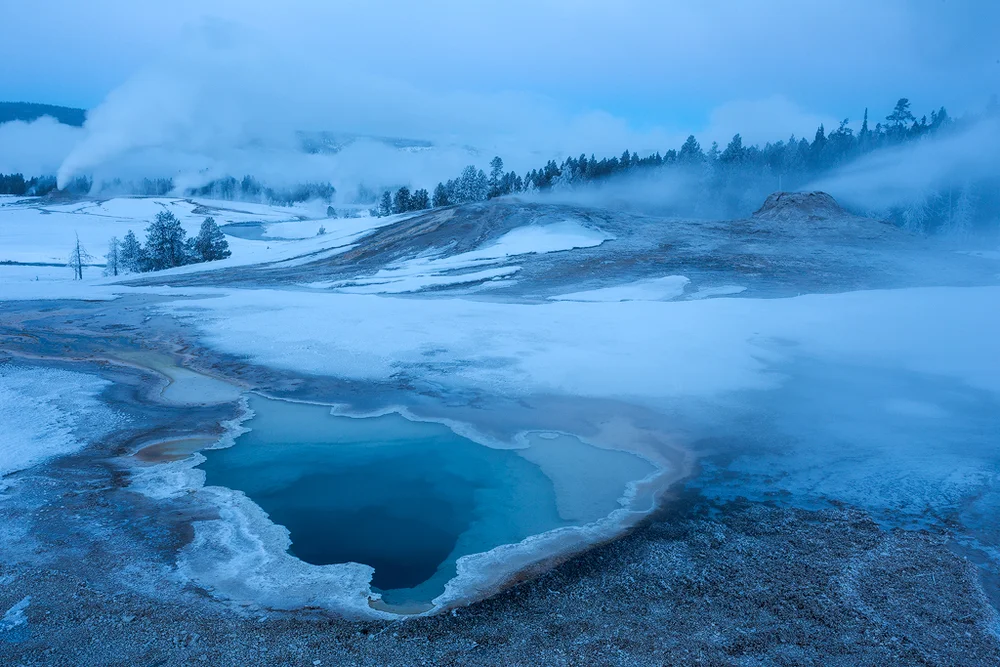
left=197, top=396, right=573, bottom=604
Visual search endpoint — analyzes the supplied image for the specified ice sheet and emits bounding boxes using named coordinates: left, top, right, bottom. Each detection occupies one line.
left=551, top=276, right=690, bottom=302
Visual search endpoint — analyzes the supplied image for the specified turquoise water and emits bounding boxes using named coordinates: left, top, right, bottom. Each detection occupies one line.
left=198, top=396, right=653, bottom=605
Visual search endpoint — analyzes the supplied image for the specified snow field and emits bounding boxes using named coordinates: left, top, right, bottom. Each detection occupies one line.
left=0, top=366, right=121, bottom=484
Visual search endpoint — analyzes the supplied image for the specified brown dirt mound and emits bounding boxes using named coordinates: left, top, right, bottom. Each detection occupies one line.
left=753, top=191, right=851, bottom=222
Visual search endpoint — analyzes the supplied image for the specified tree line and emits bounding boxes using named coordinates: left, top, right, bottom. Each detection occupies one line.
left=72, top=212, right=231, bottom=279
left=371, top=97, right=998, bottom=233
left=0, top=174, right=90, bottom=196
left=0, top=172, right=334, bottom=205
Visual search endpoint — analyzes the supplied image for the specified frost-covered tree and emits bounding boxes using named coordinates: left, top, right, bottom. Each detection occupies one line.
left=452, top=166, right=475, bottom=203
left=412, top=97, right=987, bottom=229
left=900, top=197, right=930, bottom=233
left=192, top=217, right=231, bottom=262
left=451, top=166, right=488, bottom=204
left=706, top=141, right=720, bottom=164
left=119, top=230, right=144, bottom=273
left=488, top=156, right=504, bottom=198
left=809, top=125, right=828, bottom=170
left=432, top=183, right=450, bottom=207
left=720, top=134, right=746, bottom=166
left=144, top=211, right=188, bottom=270
left=68, top=233, right=92, bottom=280
left=678, top=135, right=704, bottom=163
left=104, top=236, right=121, bottom=277
left=948, top=184, right=976, bottom=237
left=378, top=191, right=392, bottom=217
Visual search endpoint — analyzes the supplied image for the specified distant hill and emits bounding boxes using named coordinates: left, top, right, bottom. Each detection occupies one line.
left=0, top=101, right=86, bottom=126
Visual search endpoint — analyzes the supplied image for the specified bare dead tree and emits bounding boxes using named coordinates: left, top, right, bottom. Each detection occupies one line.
left=68, top=233, right=93, bottom=280
left=104, top=236, right=121, bottom=277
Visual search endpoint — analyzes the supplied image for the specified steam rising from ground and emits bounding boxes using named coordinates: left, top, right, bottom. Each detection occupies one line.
left=0, top=118, right=81, bottom=177
left=808, top=118, right=1000, bottom=211
left=530, top=116, right=1000, bottom=228
left=48, top=22, right=686, bottom=196
left=0, top=6, right=992, bottom=208
left=1, top=15, right=842, bottom=198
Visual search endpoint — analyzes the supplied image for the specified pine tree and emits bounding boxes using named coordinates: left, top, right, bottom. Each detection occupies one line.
left=620, top=149, right=632, bottom=171
left=706, top=141, right=720, bottom=163
left=949, top=183, right=976, bottom=236
left=929, top=107, right=950, bottom=130
left=886, top=98, right=915, bottom=128
left=392, top=187, right=412, bottom=214
left=104, top=236, right=121, bottom=277
left=119, top=230, right=144, bottom=273
left=452, top=166, right=478, bottom=203
left=488, top=156, right=504, bottom=198
left=858, top=108, right=871, bottom=150
left=720, top=134, right=745, bottom=165
left=378, top=191, right=392, bottom=217
left=193, top=217, right=231, bottom=261
left=432, top=183, right=450, bottom=207
left=411, top=188, right=430, bottom=210
left=473, top=169, right=488, bottom=201
left=810, top=124, right=828, bottom=170
left=678, top=135, right=703, bottom=163
left=886, top=98, right=915, bottom=142
left=145, top=211, right=188, bottom=270
left=827, top=119, right=855, bottom=164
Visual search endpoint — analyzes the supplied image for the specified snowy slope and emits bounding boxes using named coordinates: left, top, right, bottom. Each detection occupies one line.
left=318, top=220, right=611, bottom=294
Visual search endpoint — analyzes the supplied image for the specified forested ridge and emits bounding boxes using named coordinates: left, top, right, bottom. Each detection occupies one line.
left=3, top=97, right=997, bottom=233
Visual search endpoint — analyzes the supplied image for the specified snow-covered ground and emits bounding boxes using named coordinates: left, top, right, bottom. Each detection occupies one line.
left=0, top=196, right=405, bottom=293
left=0, top=196, right=328, bottom=265
left=3, top=194, right=1000, bottom=620
left=4, top=195, right=998, bottom=411
left=0, top=365, right=121, bottom=485
left=316, top=220, right=610, bottom=294
left=160, top=285, right=1000, bottom=400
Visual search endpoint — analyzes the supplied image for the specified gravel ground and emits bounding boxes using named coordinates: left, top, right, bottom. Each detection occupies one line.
left=2, top=492, right=998, bottom=666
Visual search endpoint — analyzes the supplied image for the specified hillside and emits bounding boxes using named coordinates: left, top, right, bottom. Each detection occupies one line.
left=0, top=101, right=86, bottom=126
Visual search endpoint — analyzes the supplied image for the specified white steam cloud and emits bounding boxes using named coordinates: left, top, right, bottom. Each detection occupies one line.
left=47, top=20, right=685, bottom=196
left=808, top=118, right=1000, bottom=211
left=0, top=117, right=82, bottom=177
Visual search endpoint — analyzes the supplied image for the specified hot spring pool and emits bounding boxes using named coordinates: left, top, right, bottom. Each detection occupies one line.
left=198, top=395, right=655, bottom=606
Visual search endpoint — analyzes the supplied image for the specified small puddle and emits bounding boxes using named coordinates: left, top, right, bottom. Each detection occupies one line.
left=136, top=436, right=221, bottom=463
left=197, top=395, right=655, bottom=607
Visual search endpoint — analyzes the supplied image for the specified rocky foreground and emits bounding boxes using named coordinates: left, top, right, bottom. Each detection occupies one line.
left=3, top=493, right=998, bottom=666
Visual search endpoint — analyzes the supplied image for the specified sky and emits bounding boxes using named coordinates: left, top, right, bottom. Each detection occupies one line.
left=0, top=0, right=997, bottom=190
